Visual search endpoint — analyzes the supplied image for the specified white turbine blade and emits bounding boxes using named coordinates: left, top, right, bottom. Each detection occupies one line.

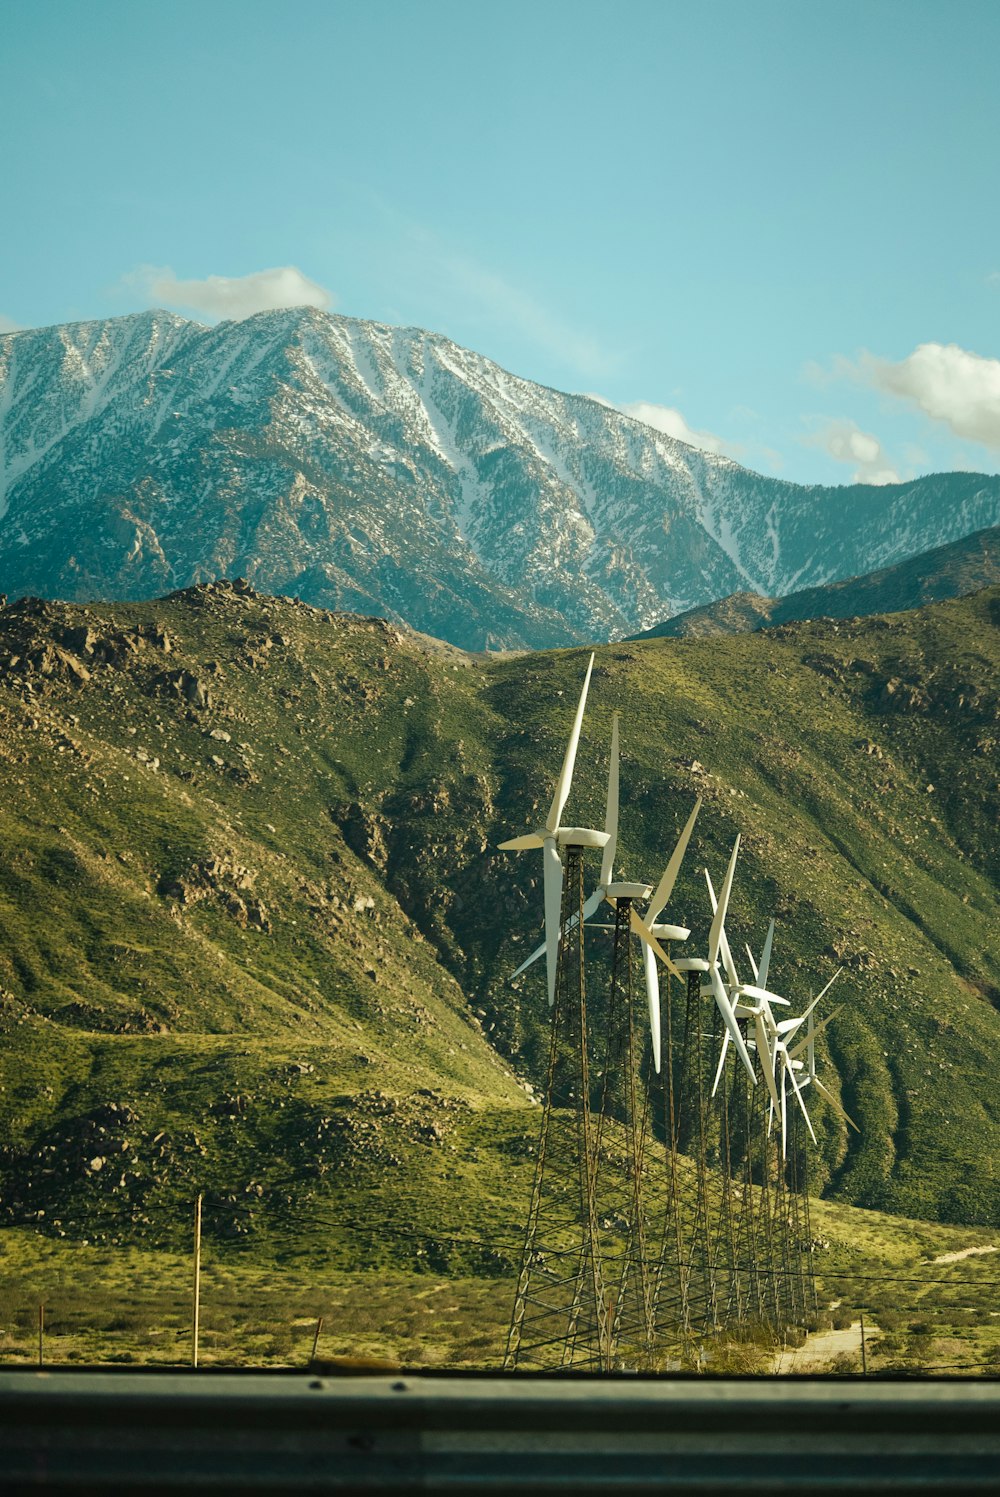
left=814, top=1076, right=860, bottom=1133
left=788, top=971, right=844, bottom=1042
left=807, top=1011, right=816, bottom=1076
left=784, top=1047, right=818, bottom=1145
left=775, top=990, right=826, bottom=1037
left=510, top=936, right=547, bottom=980
left=711, top=1029, right=731, bottom=1097
left=704, top=867, right=741, bottom=989
left=599, top=711, right=620, bottom=888
left=630, top=908, right=681, bottom=979
left=641, top=941, right=662, bottom=1074
left=735, top=983, right=791, bottom=1008
left=706, top=838, right=740, bottom=976
left=758, top=918, right=776, bottom=990
left=754, top=1012, right=782, bottom=1116
left=545, top=653, right=594, bottom=833
left=708, top=963, right=756, bottom=1085
left=719, top=931, right=740, bottom=989
left=811, top=968, right=843, bottom=1006
left=645, top=797, right=702, bottom=925
left=743, top=943, right=759, bottom=981
left=498, top=832, right=545, bottom=851
left=509, top=882, right=605, bottom=981
left=580, top=887, right=605, bottom=923
left=787, top=1005, right=842, bottom=1061
left=543, top=838, right=563, bottom=1008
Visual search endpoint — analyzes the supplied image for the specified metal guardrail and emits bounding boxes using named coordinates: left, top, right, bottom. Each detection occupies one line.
left=2, top=1368, right=1000, bottom=1493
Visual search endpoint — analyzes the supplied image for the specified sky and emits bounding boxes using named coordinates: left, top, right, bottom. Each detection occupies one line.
left=3, top=0, right=999, bottom=487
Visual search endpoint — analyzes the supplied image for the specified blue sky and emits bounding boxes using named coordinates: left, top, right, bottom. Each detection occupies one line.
left=3, top=0, right=999, bottom=486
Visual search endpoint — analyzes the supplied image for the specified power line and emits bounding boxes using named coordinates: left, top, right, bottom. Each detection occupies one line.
left=19, top=1201, right=1000, bottom=1291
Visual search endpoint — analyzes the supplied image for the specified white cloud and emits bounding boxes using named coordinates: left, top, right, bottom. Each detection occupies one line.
left=620, top=400, right=736, bottom=457
left=856, top=468, right=899, bottom=486
left=126, top=265, right=334, bottom=321
left=860, top=342, right=1000, bottom=452
left=807, top=419, right=900, bottom=485
left=0, top=313, right=21, bottom=333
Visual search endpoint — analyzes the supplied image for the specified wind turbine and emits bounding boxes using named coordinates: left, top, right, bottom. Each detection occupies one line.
left=787, top=1004, right=859, bottom=1133
left=498, top=654, right=609, bottom=1006
left=740, top=932, right=846, bottom=1156
left=508, top=709, right=700, bottom=1071
left=770, top=971, right=855, bottom=1149
left=630, top=797, right=702, bottom=1073
left=698, top=839, right=757, bottom=1087
left=508, top=708, right=622, bottom=985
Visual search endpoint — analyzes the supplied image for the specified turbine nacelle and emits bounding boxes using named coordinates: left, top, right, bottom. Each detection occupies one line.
left=560, top=827, right=611, bottom=850
left=605, top=880, right=653, bottom=901
left=650, top=922, right=690, bottom=941
left=498, top=826, right=610, bottom=852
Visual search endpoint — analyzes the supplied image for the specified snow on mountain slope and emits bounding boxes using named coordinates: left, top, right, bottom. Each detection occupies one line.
left=1, top=308, right=998, bottom=649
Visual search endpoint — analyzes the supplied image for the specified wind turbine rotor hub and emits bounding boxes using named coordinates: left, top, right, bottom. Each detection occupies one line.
left=674, top=957, right=710, bottom=972
left=556, top=827, right=610, bottom=849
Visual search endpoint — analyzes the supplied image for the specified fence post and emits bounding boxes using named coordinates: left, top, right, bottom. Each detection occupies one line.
left=38, top=1303, right=44, bottom=1368
left=860, top=1314, right=868, bottom=1376
left=311, top=1316, right=324, bottom=1363
left=193, top=1194, right=202, bottom=1369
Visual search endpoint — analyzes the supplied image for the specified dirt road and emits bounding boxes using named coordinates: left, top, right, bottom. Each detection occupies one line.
left=931, top=1243, right=997, bottom=1265
left=773, top=1320, right=875, bottom=1374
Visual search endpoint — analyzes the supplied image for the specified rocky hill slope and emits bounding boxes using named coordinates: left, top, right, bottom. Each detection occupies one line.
left=637, top=524, right=1000, bottom=639
left=0, top=582, right=997, bottom=1258
left=2, top=310, right=999, bottom=649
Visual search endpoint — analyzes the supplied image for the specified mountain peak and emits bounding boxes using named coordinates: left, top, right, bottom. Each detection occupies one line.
left=1, top=311, right=998, bottom=649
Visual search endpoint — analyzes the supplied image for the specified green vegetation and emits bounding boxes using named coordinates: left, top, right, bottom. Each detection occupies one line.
left=0, top=1228, right=512, bottom=1368
left=808, top=1199, right=1000, bottom=1375
left=1, top=1199, right=997, bottom=1373
left=0, top=581, right=997, bottom=1368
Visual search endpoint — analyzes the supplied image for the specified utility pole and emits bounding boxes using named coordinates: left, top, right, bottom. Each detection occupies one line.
left=38, top=1303, right=44, bottom=1368
left=192, top=1194, right=202, bottom=1369
left=860, top=1314, right=868, bottom=1376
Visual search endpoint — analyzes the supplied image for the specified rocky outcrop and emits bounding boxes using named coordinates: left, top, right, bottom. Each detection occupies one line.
left=159, top=856, right=271, bottom=931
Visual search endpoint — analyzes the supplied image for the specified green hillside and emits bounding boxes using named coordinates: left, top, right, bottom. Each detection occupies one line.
left=0, top=580, right=998, bottom=1274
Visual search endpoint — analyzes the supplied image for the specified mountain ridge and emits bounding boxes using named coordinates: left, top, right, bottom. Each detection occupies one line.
left=634, top=523, right=1000, bottom=638
left=2, top=308, right=999, bottom=649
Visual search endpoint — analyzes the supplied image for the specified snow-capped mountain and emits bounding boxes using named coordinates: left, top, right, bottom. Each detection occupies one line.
left=1, top=308, right=998, bottom=649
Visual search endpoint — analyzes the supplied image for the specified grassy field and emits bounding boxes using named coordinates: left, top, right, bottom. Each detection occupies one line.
left=2, top=1190, right=998, bottom=1374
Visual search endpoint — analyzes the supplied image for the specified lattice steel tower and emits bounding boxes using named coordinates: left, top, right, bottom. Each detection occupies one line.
left=504, top=842, right=612, bottom=1371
